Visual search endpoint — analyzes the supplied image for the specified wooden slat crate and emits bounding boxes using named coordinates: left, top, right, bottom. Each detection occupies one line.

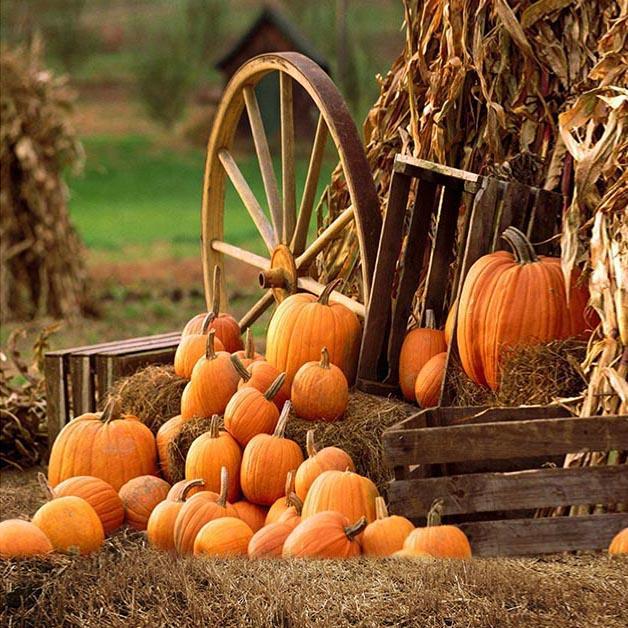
left=44, top=332, right=180, bottom=443
left=383, top=406, right=628, bottom=556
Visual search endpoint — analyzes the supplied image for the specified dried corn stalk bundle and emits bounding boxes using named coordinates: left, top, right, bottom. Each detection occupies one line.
left=0, top=42, right=88, bottom=322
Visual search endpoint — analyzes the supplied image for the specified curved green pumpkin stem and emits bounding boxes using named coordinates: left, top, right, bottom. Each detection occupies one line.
left=501, top=226, right=539, bottom=264
left=286, top=491, right=303, bottom=514
left=273, top=400, right=292, bottom=437
left=176, top=479, right=205, bottom=502
left=37, top=472, right=55, bottom=501
left=306, top=430, right=318, bottom=458
left=230, top=354, right=251, bottom=381
left=101, top=397, right=121, bottom=424
left=345, top=516, right=368, bottom=540
left=424, top=309, right=436, bottom=330
left=201, top=312, right=216, bottom=334
left=318, top=278, right=343, bottom=305
left=319, top=347, right=331, bottom=369
left=217, top=466, right=229, bottom=507
left=427, top=499, right=444, bottom=527
left=375, top=496, right=389, bottom=520
left=205, top=329, right=218, bottom=360
left=208, top=414, right=220, bottom=439
left=211, top=265, right=222, bottom=315
left=264, top=372, right=286, bottom=401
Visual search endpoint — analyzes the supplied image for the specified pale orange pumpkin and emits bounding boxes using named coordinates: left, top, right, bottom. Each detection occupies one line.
left=0, top=519, right=53, bottom=558
left=362, top=497, right=414, bottom=556
left=283, top=511, right=366, bottom=559
left=232, top=500, right=268, bottom=533
left=118, top=475, right=171, bottom=531
left=414, top=351, right=447, bottom=408
left=185, top=414, right=242, bottom=501
left=240, top=401, right=304, bottom=506
left=156, top=415, right=184, bottom=482
left=398, top=310, right=447, bottom=402
left=608, top=527, right=628, bottom=555
left=233, top=356, right=291, bottom=411
left=265, top=470, right=302, bottom=525
left=265, top=279, right=362, bottom=387
left=48, top=397, right=157, bottom=491
left=193, top=517, right=253, bottom=557
left=174, top=313, right=225, bottom=379
left=248, top=508, right=301, bottom=558
left=231, top=328, right=264, bottom=367
left=291, top=347, right=349, bottom=421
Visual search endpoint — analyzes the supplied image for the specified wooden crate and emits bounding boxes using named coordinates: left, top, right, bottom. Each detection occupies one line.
left=382, top=406, right=628, bottom=556
left=44, top=332, right=180, bottom=443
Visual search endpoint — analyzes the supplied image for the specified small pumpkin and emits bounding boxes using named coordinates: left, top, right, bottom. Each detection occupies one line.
left=156, top=415, right=184, bottom=482
left=362, top=497, right=414, bottom=556
left=402, top=499, right=472, bottom=559
left=147, top=479, right=204, bottom=551
left=608, top=527, right=628, bottom=555
left=193, top=516, right=253, bottom=557
left=283, top=511, right=367, bottom=559
left=414, top=351, right=447, bottom=408
left=265, top=470, right=302, bottom=524
left=224, top=372, right=286, bottom=446
left=180, top=330, right=240, bottom=419
left=291, top=347, right=349, bottom=421
left=185, top=414, right=242, bottom=501
left=118, top=475, right=171, bottom=531
left=48, top=397, right=157, bottom=491
left=32, top=495, right=104, bottom=555
left=398, top=309, right=447, bottom=402
left=232, top=501, right=268, bottom=533
left=233, top=356, right=291, bottom=410
left=0, top=519, right=53, bottom=558
left=174, top=313, right=225, bottom=379
left=240, top=401, right=304, bottom=505
left=232, top=328, right=264, bottom=367
left=248, top=508, right=301, bottom=558
left=265, top=279, right=362, bottom=387
left=294, top=430, right=355, bottom=501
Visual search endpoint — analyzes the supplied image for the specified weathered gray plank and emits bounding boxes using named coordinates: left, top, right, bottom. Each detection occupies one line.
left=44, top=354, right=69, bottom=445
left=394, top=155, right=482, bottom=192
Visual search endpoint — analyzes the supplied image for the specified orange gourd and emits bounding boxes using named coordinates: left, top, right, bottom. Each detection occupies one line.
left=398, top=310, right=447, bottom=402
left=232, top=501, right=268, bottom=533
left=265, top=279, right=362, bottom=387
left=175, top=313, right=225, bottom=379
left=402, top=499, right=472, bottom=559
left=224, top=373, right=286, bottom=446
left=291, top=347, right=349, bottom=421
left=156, top=415, right=184, bottom=482
left=193, top=517, right=253, bottom=557
left=414, top=351, right=447, bottom=408
left=231, top=328, right=264, bottom=367
left=283, top=511, right=366, bottom=559
left=240, top=401, right=304, bottom=505
left=362, top=497, right=414, bottom=556
left=0, top=519, right=53, bottom=558
left=444, top=299, right=457, bottom=346
left=248, top=508, right=301, bottom=558
left=48, top=397, right=157, bottom=491
left=608, top=527, right=628, bottom=555
left=185, top=414, right=242, bottom=501
left=233, top=356, right=291, bottom=411
left=294, top=430, right=355, bottom=501
left=265, top=470, right=302, bottom=524
left=118, top=475, right=171, bottom=531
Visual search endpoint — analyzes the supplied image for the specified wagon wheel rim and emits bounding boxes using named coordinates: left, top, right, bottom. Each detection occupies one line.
left=201, top=52, right=381, bottom=330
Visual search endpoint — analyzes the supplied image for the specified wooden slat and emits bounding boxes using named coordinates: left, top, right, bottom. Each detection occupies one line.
left=383, top=415, right=628, bottom=466
left=388, top=465, right=628, bottom=518
left=394, top=155, right=481, bottom=191
left=69, top=354, right=94, bottom=416
left=210, top=240, right=270, bottom=270
left=44, top=354, right=69, bottom=444
left=280, top=73, right=296, bottom=244
left=528, top=188, right=563, bottom=255
left=459, top=513, right=628, bottom=557
left=493, top=181, right=534, bottom=252
left=238, top=290, right=275, bottom=330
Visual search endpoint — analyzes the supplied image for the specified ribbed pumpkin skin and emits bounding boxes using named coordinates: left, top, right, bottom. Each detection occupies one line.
left=237, top=361, right=291, bottom=410
left=167, top=479, right=204, bottom=500
left=283, top=511, right=364, bottom=559
left=248, top=512, right=300, bottom=558
left=608, top=527, right=628, bottom=555
left=398, top=328, right=446, bottom=401
left=181, top=312, right=243, bottom=352
left=175, top=333, right=225, bottom=379
left=362, top=498, right=414, bottom=557
left=301, top=470, right=378, bottom=525
left=47, top=405, right=157, bottom=491
left=193, top=517, right=253, bottom=556
left=224, top=387, right=280, bottom=447
left=265, top=287, right=361, bottom=387
left=53, top=476, right=125, bottom=535
left=156, top=415, right=184, bottom=482
left=232, top=501, right=268, bottom=533
left=118, top=475, right=171, bottom=531
left=32, top=496, right=104, bottom=555
left=0, top=519, right=53, bottom=558
left=403, top=525, right=472, bottom=559
left=414, top=352, right=447, bottom=408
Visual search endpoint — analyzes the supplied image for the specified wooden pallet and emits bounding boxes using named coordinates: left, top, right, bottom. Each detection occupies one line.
left=382, top=406, right=628, bottom=556
left=44, top=332, right=180, bottom=443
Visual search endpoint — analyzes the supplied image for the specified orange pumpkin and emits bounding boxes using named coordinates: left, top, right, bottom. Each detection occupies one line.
left=233, top=356, right=291, bottom=411
left=265, top=470, right=302, bottom=524
left=232, top=501, right=268, bottom=533
left=174, top=313, right=225, bottom=379
left=392, top=548, right=434, bottom=560
left=457, top=226, right=594, bottom=389
left=362, top=497, right=414, bottom=556
left=248, top=508, right=301, bottom=558
left=444, top=299, right=457, bottom=346
left=398, top=309, right=447, bottom=402
left=283, top=511, right=366, bottom=558
left=291, top=347, right=349, bottom=421
left=185, top=414, right=242, bottom=501
left=414, top=351, right=447, bottom=408
left=240, top=401, right=304, bottom=505
left=118, top=475, right=171, bottom=531
left=402, top=499, right=472, bottom=559
left=167, top=479, right=205, bottom=501
left=32, top=495, right=104, bottom=555
left=173, top=466, right=237, bottom=554
left=301, top=469, right=378, bottom=525
left=48, top=397, right=157, bottom=491
left=294, top=430, right=355, bottom=501
left=224, top=373, right=285, bottom=446
left=0, top=519, right=53, bottom=558
left=608, top=527, right=628, bottom=555
left=156, top=415, right=184, bottom=482
left=232, top=328, right=264, bottom=367
left=193, top=517, right=253, bottom=557
left=265, top=279, right=362, bottom=387
left=147, top=479, right=204, bottom=551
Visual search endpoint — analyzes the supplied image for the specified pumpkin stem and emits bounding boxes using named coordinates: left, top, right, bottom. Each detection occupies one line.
left=305, top=430, right=318, bottom=458
left=243, top=328, right=255, bottom=359
left=205, top=329, right=218, bottom=360
left=286, top=491, right=303, bottom=514
left=211, top=266, right=222, bottom=315
left=201, top=312, right=216, bottom=334
left=264, top=372, right=287, bottom=401
left=375, top=496, right=389, bottom=520
left=284, top=469, right=296, bottom=501
left=217, top=466, right=229, bottom=507
left=231, top=354, right=251, bottom=381
left=37, top=472, right=55, bottom=501
left=427, top=499, right=445, bottom=527
left=208, top=414, right=220, bottom=439
left=273, top=400, right=292, bottom=437
left=176, top=479, right=205, bottom=502
left=101, top=397, right=121, bottom=424
left=345, top=516, right=368, bottom=540
left=501, top=226, right=539, bottom=263
left=424, top=309, right=436, bottom=329
left=318, top=278, right=343, bottom=305
left=319, top=347, right=331, bottom=369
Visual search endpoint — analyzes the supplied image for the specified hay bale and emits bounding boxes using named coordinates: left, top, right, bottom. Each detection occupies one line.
left=167, top=416, right=215, bottom=482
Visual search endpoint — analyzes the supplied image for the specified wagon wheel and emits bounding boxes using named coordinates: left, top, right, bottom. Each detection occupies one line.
left=201, top=52, right=381, bottom=330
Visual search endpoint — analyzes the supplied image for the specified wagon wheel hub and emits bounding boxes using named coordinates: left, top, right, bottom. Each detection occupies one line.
left=258, top=244, right=298, bottom=302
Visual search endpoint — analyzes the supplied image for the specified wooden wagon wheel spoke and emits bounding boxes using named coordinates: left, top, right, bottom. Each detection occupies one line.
left=210, top=240, right=270, bottom=270
left=297, top=276, right=365, bottom=318
left=280, top=73, right=296, bottom=245
left=238, top=290, right=275, bottom=330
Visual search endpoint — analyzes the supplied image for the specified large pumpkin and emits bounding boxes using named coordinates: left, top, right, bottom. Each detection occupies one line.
left=118, top=475, right=171, bottom=531
left=48, top=397, right=157, bottom=491
left=156, top=415, right=185, bottom=482
left=0, top=519, right=53, bottom=558
left=362, top=497, right=414, bottom=556
left=414, top=351, right=447, bottom=408
left=174, top=313, right=225, bottom=379
left=457, top=226, right=594, bottom=389
left=193, top=517, right=253, bottom=557
left=233, top=357, right=291, bottom=410
left=265, top=279, right=362, bottom=386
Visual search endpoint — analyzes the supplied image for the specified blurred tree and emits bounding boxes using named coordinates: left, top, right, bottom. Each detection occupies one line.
left=185, top=0, right=226, bottom=70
